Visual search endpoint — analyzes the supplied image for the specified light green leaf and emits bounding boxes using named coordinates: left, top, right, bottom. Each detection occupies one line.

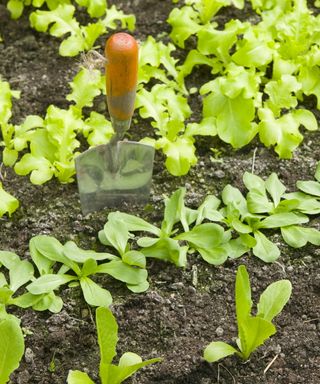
left=231, top=218, right=253, bottom=233
left=265, top=173, right=286, bottom=207
left=27, top=274, right=77, bottom=294
left=160, top=136, right=197, bottom=176
left=203, top=90, right=257, bottom=148
left=66, top=68, right=103, bottom=110
left=80, top=277, right=112, bottom=307
left=232, top=37, right=274, bottom=67
left=14, top=153, right=55, bottom=184
left=0, top=255, right=18, bottom=273
left=281, top=225, right=320, bottom=248
left=258, top=108, right=318, bottom=158
left=81, top=259, right=98, bottom=277
left=197, top=246, right=229, bottom=265
left=96, top=307, right=118, bottom=366
left=185, top=117, right=217, bottom=137
left=107, top=358, right=161, bottom=384
left=204, top=341, right=238, bottom=363
left=102, top=220, right=129, bottom=256
left=10, top=292, right=43, bottom=309
left=198, top=20, right=244, bottom=62
left=252, top=231, right=280, bottom=262
left=246, top=189, right=273, bottom=214
left=258, top=212, right=309, bottom=229
left=63, top=241, right=117, bottom=263
left=243, top=172, right=265, bottom=191
left=238, top=316, right=276, bottom=360
left=122, top=251, right=146, bottom=269
left=96, top=260, right=147, bottom=285
left=257, top=280, right=292, bottom=322
left=226, top=234, right=256, bottom=259
left=119, top=352, right=142, bottom=367
left=140, top=238, right=187, bottom=267
left=167, top=6, right=202, bottom=48
left=176, top=223, right=225, bottom=249
left=107, top=212, right=160, bottom=236
left=0, top=317, right=24, bottom=384
left=296, top=180, right=320, bottom=197
left=67, top=370, right=95, bottom=384
left=235, top=265, right=252, bottom=323
left=29, top=237, right=55, bottom=275
left=0, top=182, right=19, bottom=217
left=31, top=235, right=80, bottom=273
left=7, top=0, right=24, bottom=19
left=9, top=260, right=34, bottom=292
left=31, top=292, right=63, bottom=313
left=264, top=75, right=301, bottom=115
left=162, top=187, right=186, bottom=235
left=126, top=280, right=149, bottom=293
left=283, top=192, right=320, bottom=215
left=196, top=194, right=222, bottom=225
left=83, top=112, right=113, bottom=147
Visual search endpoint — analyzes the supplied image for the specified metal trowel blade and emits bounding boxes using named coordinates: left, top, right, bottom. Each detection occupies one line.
left=75, top=141, right=155, bottom=214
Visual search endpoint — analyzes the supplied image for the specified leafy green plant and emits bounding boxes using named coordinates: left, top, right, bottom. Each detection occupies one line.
left=168, top=0, right=320, bottom=159
left=7, top=1, right=135, bottom=56
left=204, top=264, right=292, bottom=362
left=218, top=171, right=317, bottom=262
left=67, top=307, right=161, bottom=384
left=27, top=235, right=148, bottom=307
left=0, top=251, right=35, bottom=314
left=4, top=68, right=112, bottom=185
left=102, top=189, right=231, bottom=266
left=99, top=189, right=194, bottom=267
left=0, top=315, right=25, bottom=384
left=282, top=161, right=320, bottom=247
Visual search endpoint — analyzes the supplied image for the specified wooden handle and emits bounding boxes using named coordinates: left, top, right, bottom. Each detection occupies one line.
left=105, top=33, right=138, bottom=121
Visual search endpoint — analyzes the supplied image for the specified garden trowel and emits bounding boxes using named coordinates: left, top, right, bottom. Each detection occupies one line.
left=75, top=33, right=155, bottom=215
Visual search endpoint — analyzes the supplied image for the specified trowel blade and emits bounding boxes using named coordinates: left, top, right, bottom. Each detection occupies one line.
left=75, top=141, right=155, bottom=214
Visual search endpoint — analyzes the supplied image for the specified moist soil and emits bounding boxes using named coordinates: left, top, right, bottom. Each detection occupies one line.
left=0, top=1, right=320, bottom=383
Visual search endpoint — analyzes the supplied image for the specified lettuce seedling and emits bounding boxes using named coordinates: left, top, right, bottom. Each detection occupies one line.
left=0, top=78, right=21, bottom=166
left=220, top=171, right=312, bottom=262
left=0, top=248, right=68, bottom=313
left=27, top=235, right=148, bottom=306
left=204, top=265, right=292, bottom=363
left=29, top=3, right=135, bottom=56
left=100, top=188, right=197, bottom=267
left=67, top=307, right=161, bottom=384
left=0, top=251, right=36, bottom=315
left=0, top=315, right=24, bottom=384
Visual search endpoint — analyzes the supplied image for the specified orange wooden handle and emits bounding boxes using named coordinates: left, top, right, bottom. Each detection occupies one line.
left=105, top=33, right=138, bottom=121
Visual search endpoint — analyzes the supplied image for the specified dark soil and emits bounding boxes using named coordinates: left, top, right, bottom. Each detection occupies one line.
left=0, top=1, right=319, bottom=384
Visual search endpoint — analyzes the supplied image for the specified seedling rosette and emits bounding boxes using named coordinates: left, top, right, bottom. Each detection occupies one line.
left=204, top=265, right=292, bottom=362
left=67, top=307, right=161, bottom=384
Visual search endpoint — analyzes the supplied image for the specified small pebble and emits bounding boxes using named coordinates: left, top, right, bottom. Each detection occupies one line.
left=215, top=326, right=224, bottom=337
left=214, top=170, right=225, bottom=178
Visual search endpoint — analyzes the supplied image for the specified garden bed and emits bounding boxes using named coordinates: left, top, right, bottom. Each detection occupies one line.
left=0, top=1, right=320, bottom=383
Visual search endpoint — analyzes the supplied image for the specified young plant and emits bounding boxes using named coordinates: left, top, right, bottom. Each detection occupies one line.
left=100, top=188, right=195, bottom=267
left=67, top=307, right=161, bottom=384
left=219, top=172, right=311, bottom=262
left=168, top=0, right=320, bottom=159
left=27, top=234, right=148, bottom=307
left=204, top=265, right=292, bottom=362
left=29, top=2, right=135, bottom=56
left=282, top=161, right=320, bottom=247
left=0, top=251, right=52, bottom=317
